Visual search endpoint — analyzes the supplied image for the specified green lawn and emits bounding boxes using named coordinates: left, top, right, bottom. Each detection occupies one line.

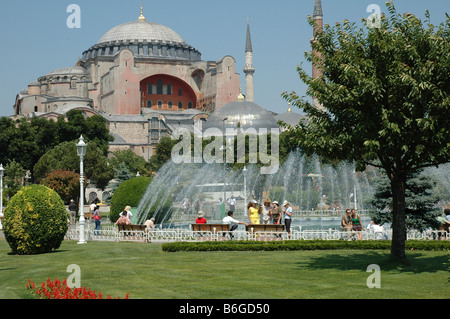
left=0, top=239, right=448, bottom=299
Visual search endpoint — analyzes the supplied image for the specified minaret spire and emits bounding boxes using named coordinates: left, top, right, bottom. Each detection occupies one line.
left=243, top=17, right=255, bottom=102
left=311, top=0, right=324, bottom=111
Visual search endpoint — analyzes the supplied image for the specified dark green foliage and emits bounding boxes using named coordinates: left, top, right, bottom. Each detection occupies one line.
left=0, top=111, right=113, bottom=179
left=109, top=176, right=152, bottom=222
left=368, top=171, right=442, bottom=231
left=2, top=185, right=68, bottom=255
left=162, top=240, right=450, bottom=252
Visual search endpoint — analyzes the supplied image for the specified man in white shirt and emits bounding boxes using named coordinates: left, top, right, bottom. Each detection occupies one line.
left=228, top=195, right=236, bottom=212
left=223, top=211, right=248, bottom=238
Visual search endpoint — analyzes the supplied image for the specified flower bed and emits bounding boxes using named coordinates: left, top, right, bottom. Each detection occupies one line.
left=26, top=278, right=129, bottom=299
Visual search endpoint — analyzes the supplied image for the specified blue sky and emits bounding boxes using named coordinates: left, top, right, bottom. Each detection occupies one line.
left=0, top=0, right=448, bottom=118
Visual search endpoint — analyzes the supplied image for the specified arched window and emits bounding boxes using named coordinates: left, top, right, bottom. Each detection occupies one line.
left=146, top=100, right=152, bottom=107
left=168, top=101, right=173, bottom=109
left=188, top=101, right=193, bottom=109
left=157, top=79, right=163, bottom=94
left=178, top=102, right=183, bottom=109
left=157, top=100, right=163, bottom=109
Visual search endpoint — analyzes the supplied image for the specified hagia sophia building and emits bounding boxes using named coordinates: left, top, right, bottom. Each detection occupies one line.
left=11, top=1, right=323, bottom=160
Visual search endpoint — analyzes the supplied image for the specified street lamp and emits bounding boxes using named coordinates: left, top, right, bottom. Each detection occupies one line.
left=0, top=164, right=4, bottom=230
left=243, top=166, right=247, bottom=216
left=76, top=135, right=88, bottom=244
left=222, top=117, right=228, bottom=205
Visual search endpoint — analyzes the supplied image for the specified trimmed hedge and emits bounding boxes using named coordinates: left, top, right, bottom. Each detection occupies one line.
left=162, top=240, right=450, bottom=252
left=110, top=176, right=152, bottom=223
left=3, top=184, right=68, bottom=255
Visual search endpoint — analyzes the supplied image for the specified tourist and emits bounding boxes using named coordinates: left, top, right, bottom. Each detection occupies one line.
left=271, top=201, right=282, bottom=224
left=367, top=219, right=385, bottom=240
left=247, top=200, right=260, bottom=224
left=122, top=206, right=133, bottom=222
left=351, top=209, right=363, bottom=240
left=261, top=199, right=272, bottom=225
left=228, top=195, right=236, bottom=212
left=93, top=205, right=101, bottom=235
left=340, top=209, right=353, bottom=240
left=195, top=211, right=207, bottom=224
left=68, top=199, right=77, bottom=224
left=144, top=217, right=156, bottom=231
left=438, top=208, right=450, bottom=239
left=116, top=211, right=131, bottom=225
left=283, top=200, right=293, bottom=238
left=223, top=210, right=248, bottom=238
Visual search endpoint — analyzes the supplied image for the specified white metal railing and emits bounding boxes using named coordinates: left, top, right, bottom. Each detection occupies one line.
left=65, top=224, right=449, bottom=243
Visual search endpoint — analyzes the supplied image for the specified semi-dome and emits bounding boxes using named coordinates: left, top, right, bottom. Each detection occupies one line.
left=203, top=100, right=280, bottom=136
left=46, top=66, right=88, bottom=76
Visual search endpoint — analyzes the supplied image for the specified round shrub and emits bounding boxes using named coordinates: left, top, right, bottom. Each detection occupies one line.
left=110, top=176, right=152, bottom=223
left=3, top=184, right=68, bottom=255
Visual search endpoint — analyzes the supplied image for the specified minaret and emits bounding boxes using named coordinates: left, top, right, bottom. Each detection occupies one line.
left=311, top=0, right=324, bottom=110
left=243, top=18, right=255, bottom=102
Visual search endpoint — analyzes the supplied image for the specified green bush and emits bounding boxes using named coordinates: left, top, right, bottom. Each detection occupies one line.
left=162, top=240, right=450, bottom=252
left=3, top=184, right=68, bottom=255
left=110, top=176, right=152, bottom=223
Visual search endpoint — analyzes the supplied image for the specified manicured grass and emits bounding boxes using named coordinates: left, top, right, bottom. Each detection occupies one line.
left=0, top=239, right=448, bottom=299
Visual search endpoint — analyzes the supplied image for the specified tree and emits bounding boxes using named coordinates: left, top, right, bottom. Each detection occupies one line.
left=283, top=3, right=450, bottom=261
left=108, top=149, right=148, bottom=176
left=40, top=170, right=80, bottom=205
left=368, top=170, right=441, bottom=232
left=3, top=160, right=26, bottom=200
left=33, top=140, right=113, bottom=189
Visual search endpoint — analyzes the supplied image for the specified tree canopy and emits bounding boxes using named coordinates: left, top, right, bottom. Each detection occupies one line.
left=283, top=3, right=450, bottom=261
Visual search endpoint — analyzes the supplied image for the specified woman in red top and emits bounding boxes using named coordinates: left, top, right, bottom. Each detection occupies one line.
left=195, top=211, right=207, bottom=224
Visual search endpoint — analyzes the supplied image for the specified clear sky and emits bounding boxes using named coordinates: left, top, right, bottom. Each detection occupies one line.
left=0, top=0, right=448, bottom=118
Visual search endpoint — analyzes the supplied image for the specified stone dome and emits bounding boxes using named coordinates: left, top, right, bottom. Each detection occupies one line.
left=81, top=15, right=201, bottom=61
left=203, top=100, right=280, bottom=136
left=98, top=20, right=186, bottom=45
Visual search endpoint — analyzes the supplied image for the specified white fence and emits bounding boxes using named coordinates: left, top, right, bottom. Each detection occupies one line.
left=65, top=222, right=449, bottom=243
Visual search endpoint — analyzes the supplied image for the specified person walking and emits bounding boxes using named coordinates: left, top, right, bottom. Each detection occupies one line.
left=68, top=199, right=77, bottom=225
left=93, top=205, right=101, bottom=235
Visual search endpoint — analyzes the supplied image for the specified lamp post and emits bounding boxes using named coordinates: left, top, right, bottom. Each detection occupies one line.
left=0, top=164, right=4, bottom=230
left=243, top=166, right=247, bottom=216
left=76, top=136, right=88, bottom=244
left=222, top=117, right=228, bottom=205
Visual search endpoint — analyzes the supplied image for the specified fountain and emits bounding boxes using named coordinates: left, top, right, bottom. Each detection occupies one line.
left=134, top=149, right=388, bottom=228
left=133, top=145, right=450, bottom=230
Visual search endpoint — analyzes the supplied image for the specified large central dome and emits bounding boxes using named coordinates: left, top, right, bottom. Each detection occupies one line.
left=98, top=20, right=186, bottom=45
left=81, top=8, right=201, bottom=62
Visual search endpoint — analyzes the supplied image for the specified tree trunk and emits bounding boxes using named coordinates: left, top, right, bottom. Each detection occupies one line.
left=390, top=173, right=407, bottom=261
